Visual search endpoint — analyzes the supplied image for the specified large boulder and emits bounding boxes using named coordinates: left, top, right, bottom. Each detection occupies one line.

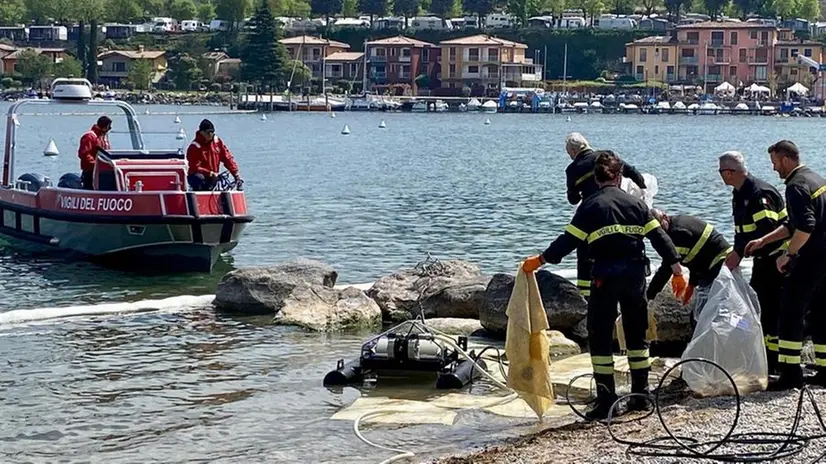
left=421, top=317, right=485, bottom=336
left=274, top=285, right=382, bottom=332
left=479, top=270, right=587, bottom=336
left=649, top=281, right=693, bottom=346
left=367, top=259, right=490, bottom=321
left=214, top=259, right=338, bottom=314
left=548, top=330, right=581, bottom=357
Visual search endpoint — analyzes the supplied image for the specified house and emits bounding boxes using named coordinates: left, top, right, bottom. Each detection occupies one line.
left=202, top=51, right=241, bottom=79
left=0, top=27, right=28, bottom=42
left=774, top=30, right=823, bottom=87
left=279, top=35, right=350, bottom=79
left=1, top=47, right=69, bottom=75
left=365, top=35, right=441, bottom=94
left=324, top=52, right=365, bottom=89
left=97, top=46, right=168, bottom=86
left=438, top=34, right=541, bottom=91
left=675, top=21, right=779, bottom=91
left=624, top=36, right=678, bottom=83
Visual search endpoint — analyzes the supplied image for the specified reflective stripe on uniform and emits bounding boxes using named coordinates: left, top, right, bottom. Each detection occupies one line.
left=591, top=354, right=614, bottom=374
left=643, top=219, right=660, bottom=234
left=769, top=240, right=791, bottom=256
left=812, top=185, right=826, bottom=200
left=752, top=209, right=781, bottom=222
left=190, top=141, right=201, bottom=149
left=735, top=223, right=757, bottom=233
left=627, top=348, right=649, bottom=358
left=675, top=246, right=690, bottom=256
left=565, top=224, right=588, bottom=241
left=683, top=224, right=712, bottom=264
left=575, top=171, right=594, bottom=186
left=586, top=224, right=646, bottom=243
left=580, top=289, right=590, bottom=297
left=576, top=280, right=590, bottom=288
left=710, top=246, right=733, bottom=269
left=765, top=335, right=779, bottom=352
left=779, top=354, right=802, bottom=364
left=779, top=339, right=803, bottom=350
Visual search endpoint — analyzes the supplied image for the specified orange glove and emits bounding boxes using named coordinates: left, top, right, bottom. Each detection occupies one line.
left=671, top=274, right=687, bottom=300
left=682, top=285, right=695, bottom=305
left=522, top=255, right=543, bottom=273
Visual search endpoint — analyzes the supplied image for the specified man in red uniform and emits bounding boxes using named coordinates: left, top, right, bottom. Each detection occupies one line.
left=78, top=115, right=112, bottom=190
left=186, top=119, right=243, bottom=191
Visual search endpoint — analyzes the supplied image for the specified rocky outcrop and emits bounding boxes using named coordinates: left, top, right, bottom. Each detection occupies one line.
left=213, top=259, right=338, bottom=314
left=274, top=285, right=381, bottom=331
left=548, top=330, right=581, bottom=357
left=421, top=318, right=485, bottom=336
left=367, top=259, right=490, bottom=321
left=649, top=282, right=693, bottom=346
left=479, top=270, right=587, bottom=336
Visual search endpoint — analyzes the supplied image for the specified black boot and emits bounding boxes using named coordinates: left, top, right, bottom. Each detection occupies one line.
left=627, top=369, right=652, bottom=412
left=585, top=374, right=620, bottom=421
left=766, top=350, right=780, bottom=376
left=805, top=367, right=826, bottom=387
left=768, top=363, right=803, bottom=391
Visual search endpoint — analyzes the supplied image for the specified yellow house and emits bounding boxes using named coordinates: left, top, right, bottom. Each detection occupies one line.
left=774, top=31, right=823, bottom=86
left=439, top=34, right=542, bottom=90
left=97, top=47, right=168, bottom=86
left=625, top=36, right=678, bottom=83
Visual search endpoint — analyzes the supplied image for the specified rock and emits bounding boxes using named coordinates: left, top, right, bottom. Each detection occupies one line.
left=479, top=270, right=587, bottom=336
left=570, top=318, right=589, bottom=346
left=274, top=285, right=382, bottom=331
left=366, top=259, right=490, bottom=320
left=214, top=259, right=338, bottom=314
left=649, top=281, right=693, bottom=346
left=548, top=330, right=581, bottom=357
left=421, top=318, right=485, bottom=336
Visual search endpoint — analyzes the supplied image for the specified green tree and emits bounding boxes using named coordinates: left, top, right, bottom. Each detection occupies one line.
left=342, top=0, right=359, bottom=15
left=170, top=0, right=198, bottom=19
left=703, top=0, right=729, bottom=19
left=171, top=53, right=204, bottom=90
left=54, top=56, right=84, bottom=77
left=640, top=0, right=661, bottom=16
left=241, top=0, right=289, bottom=87
left=772, top=0, right=795, bottom=18
left=393, top=0, right=420, bottom=25
left=359, top=0, right=389, bottom=21
left=507, top=0, right=529, bottom=25
left=797, top=0, right=819, bottom=20
left=664, top=0, right=686, bottom=23
left=215, top=0, right=249, bottom=29
left=428, top=0, right=453, bottom=17
left=76, top=21, right=86, bottom=76
left=462, top=0, right=496, bottom=24
left=197, top=1, right=216, bottom=22
left=107, top=0, right=143, bottom=23
left=311, top=0, right=343, bottom=27
left=286, top=59, right=311, bottom=88
left=127, top=59, right=154, bottom=90
left=87, top=18, right=99, bottom=83
left=0, top=0, right=26, bottom=25
left=16, top=50, right=53, bottom=83
left=138, top=0, right=166, bottom=15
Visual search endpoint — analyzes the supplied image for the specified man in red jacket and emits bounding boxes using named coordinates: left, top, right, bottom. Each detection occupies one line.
left=78, top=115, right=112, bottom=190
left=186, top=119, right=243, bottom=191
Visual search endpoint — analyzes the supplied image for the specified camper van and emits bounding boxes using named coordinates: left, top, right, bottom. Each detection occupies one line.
left=180, top=20, right=205, bottom=32
left=593, top=15, right=637, bottom=29
left=152, top=17, right=177, bottom=33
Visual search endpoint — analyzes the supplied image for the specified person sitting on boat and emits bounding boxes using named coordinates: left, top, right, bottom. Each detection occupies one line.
left=186, top=119, right=243, bottom=191
left=78, top=115, right=112, bottom=190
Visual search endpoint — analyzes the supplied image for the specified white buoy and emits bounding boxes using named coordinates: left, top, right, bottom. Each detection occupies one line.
left=379, top=120, right=386, bottom=129
left=566, top=116, right=572, bottom=122
left=484, top=118, right=491, bottom=125
left=341, top=125, right=351, bottom=135
left=173, top=115, right=181, bottom=124
left=43, top=139, right=59, bottom=156
left=144, top=108, right=150, bottom=115
left=260, top=113, right=267, bottom=121
left=176, top=128, right=186, bottom=140
left=330, top=112, right=336, bottom=118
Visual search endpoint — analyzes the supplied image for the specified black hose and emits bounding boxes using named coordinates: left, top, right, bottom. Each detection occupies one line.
left=567, top=358, right=826, bottom=462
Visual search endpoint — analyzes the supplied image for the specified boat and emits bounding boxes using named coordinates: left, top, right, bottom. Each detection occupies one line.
left=466, top=98, right=482, bottom=111
left=0, top=78, right=254, bottom=272
left=481, top=100, right=498, bottom=113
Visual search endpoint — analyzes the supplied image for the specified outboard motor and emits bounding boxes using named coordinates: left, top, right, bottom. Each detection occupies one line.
left=16, top=173, right=48, bottom=192
left=323, top=320, right=485, bottom=390
left=58, top=173, right=84, bottom=189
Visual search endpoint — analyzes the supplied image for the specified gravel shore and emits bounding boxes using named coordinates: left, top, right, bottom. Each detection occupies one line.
left=431, top=387, right=826, bottom=464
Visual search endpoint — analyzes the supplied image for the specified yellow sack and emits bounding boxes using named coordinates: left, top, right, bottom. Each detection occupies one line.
left=505, top=266, right=555, bottom=420
left=615, top=307, right=658, bottom=352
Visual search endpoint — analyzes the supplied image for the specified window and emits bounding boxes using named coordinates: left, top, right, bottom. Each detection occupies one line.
left=448, top=63, right=456, bottom=77
left=488, top=49, right=498, bottom=61
left=729, top=66, right=736, bottom=76
left=468, top=65, right=479, bottom=73
left=687, top=31, right=699, bottom=43
left=350, top=63, right=358, bottom=75
left=791, top=48, right=799, bottom=57
left=449, top=47, right=456, bottom=60
left=636, top=65, right=643, bottom=74
left=780, top=48, right=789, bottom=60
left=755, top=65, right=767, bottom=80
left=640, top=48, right=647, bottom=62
left=666, top=65, right=674, bottom=75
left=711, top=31, right=724, bottom=45
left=390, top=48, right=397, bottom=56
left=374, top=47, right=386, bottom=57
left=654, top=65, right=659, bottom=74
left=750, top=31, right=757, bottom=39
left=681, top=48, right=694, bottom=57
left=422, top=48, right=429, bottom=62
left=739, top=48, right=747, bottom=62
left=468, top=48, right=479, bottom=61
left=805, top=48, right=813, bottom=57
left=662, top=48, right=669, bottom=61
left=114, top=61, right=126, bottom=72
left=731, top=31, right=738, bottom=45
left=401, top=48, right=411, bottom=57
left=760, top=31, right=768, bottom=45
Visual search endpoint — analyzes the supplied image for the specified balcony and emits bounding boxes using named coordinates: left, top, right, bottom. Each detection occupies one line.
left=706, top=73, right=723, bottom=82
left=371, top=55, right=387, bottom=63
left=482, top=72, right=500, bottom=79
left=709, top=39, right=725, bottom=46
left=399, top=55, right=411, bottom=62
left=301, top=55, right=322, bottom=62
left=748, top=57, right=769, bottom=64
left=371, top=72, right=387, bottom=79
left=487, top=55, right=499, bottom=62
left=679, top=56, right=698, bottom=64
left=666, top=73, right=676, bottom=81
left=683, top=39, right=700, bottom=45
left=707, top=55, right=730, bottom=64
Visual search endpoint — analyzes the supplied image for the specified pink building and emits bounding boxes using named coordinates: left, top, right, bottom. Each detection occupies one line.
left=676, top=22, right=778, bottom=92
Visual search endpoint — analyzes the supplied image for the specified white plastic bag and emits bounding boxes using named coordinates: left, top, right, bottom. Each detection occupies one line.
left=681, top=266, right=768, bottom=396
left=576, top=173, right=658, bottom=215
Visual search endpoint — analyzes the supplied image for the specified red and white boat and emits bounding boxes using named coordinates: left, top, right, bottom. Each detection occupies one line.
left=0, top=78, right=254, bottom=272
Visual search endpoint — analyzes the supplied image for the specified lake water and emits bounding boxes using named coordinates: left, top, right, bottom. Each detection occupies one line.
left=0, top=103, right=821, bottom=463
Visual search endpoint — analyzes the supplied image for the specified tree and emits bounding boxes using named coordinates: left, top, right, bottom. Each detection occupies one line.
left=311, top=0, right=343, bottom=27
left=462, top=0, right=496, bottom=23
left=197, top=1, right=216, bottom=22
left=87, top=18, right=99, bottom=83
left=215, top=0, right=249, bottom=30
left=343, top=0, right=358, bottom=15
left=138, top=0, right=166, bottom=15
left=107, top=0, right=143, bottom=23
left=170, top=0, right=198, bottom=19
left=54, top=56, right=84, bottom=77
left=0, top=0, right=26, bottom=25
left=241, top=0, right=289, bottom=87
left=170, top=53, right=203, bottom=90
left=360, top=0, right=389, bottom=22
left=507, top=0, right=530, bottom=25
left=76, top=21, right=86, bottom=76
left=664, top=0, right=686, bottom=23
left=797, top=0, right=820, bottom=20
left=703, top=0, right=729, bottom=19
left=428, top=0, right=453, bottom=17
left=16, top=50, right=53, bottom=83
left=641, top=0, right=660, bottom=16
left=286, top=59, right=312, bottom=88
left=772, top=0, right=795, bottom=18
left=127, top=59, right=154, bottom=90
left=393, top=0, right=420, bottom=26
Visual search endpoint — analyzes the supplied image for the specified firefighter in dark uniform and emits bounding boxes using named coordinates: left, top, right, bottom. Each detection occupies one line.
left=746, top=140, right=826, bottom=390
left=524, top=150, right=683, bottom=420
left=718, top=150, right=788, bottom=375
left=564, top=133, right=649, bottom=299
left=646, top=211, right=736, bottom=312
